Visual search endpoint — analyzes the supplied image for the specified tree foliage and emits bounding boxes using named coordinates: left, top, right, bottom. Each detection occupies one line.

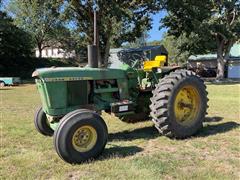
left=162, top=0, right=240, bottom=79
left=63, top=0, right=161, bottom=66
left=161, top=34, right=190, bottom=64
left=8, top=0, right=64, bottom=57
left=52, top=27, right=88, bottom=61
left=122, top=30, right=149, bottom=48
left=148, top=33, right=190, bottom=64
left=0, top=11, right=33, bottom=57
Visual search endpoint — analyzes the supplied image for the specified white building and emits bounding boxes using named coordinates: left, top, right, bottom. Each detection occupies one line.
left=35, top=47, right=76, bottom=59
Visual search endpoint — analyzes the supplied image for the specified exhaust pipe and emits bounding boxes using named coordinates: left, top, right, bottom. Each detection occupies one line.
left=88, top=11, right=98, bottom=68
left=88, top=45, right=98, bottom=68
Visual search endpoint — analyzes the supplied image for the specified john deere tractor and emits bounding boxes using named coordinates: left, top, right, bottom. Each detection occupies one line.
left=32, top=14, right=208, bottom=164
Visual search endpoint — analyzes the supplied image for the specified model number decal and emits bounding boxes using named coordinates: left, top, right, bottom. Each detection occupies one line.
left=43, top=77, right=93, bottom=82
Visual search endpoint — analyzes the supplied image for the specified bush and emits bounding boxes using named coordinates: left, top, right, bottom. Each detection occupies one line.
left=0, top=12, right=34, bottom=57
left=0, top=57, right=78, bottom=78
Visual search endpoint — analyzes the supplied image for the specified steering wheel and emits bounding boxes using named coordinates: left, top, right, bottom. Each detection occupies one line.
left=130, top=53, right=144, bottom=68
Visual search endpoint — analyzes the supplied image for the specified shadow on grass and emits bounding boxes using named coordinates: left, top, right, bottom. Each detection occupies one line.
left=204, top=116, right=223, bottom=122
left=109, top=126, right=158, bottom=142
left=198, top=121, right=240, bottom=137
left=99, top=145, right=143, bottom=160
left=109, top=118, right=239, bottom=141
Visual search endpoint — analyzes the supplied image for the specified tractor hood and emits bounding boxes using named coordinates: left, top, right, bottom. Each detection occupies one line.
left=32, top=67, right=127, bottom=81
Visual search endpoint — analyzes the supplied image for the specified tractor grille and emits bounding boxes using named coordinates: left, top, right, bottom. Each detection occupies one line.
left=67, top=81, right=88, bottom=106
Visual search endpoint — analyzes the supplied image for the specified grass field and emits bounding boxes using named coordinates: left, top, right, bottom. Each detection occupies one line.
left=0, top=83, right=240, bottom=180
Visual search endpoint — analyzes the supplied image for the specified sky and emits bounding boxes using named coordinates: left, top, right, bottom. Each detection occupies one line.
left=148, top=11, right=167, bottom=42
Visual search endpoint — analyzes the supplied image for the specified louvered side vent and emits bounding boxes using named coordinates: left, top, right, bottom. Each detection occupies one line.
left=67, top=81, right=88, bottom=106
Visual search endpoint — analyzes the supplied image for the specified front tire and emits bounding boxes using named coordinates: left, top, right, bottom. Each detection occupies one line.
left=150, top=70, right=208, bottom=138
left=34, top=107, right=54, bottom=136
left=53, top=109, right=108, bottom=164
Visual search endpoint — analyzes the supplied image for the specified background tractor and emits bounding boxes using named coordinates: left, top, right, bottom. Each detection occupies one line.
left=32, top=12, right=208, bottom=164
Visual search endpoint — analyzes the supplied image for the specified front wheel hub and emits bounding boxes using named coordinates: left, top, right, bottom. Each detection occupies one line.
left=72, top=125, right=97, bottom=152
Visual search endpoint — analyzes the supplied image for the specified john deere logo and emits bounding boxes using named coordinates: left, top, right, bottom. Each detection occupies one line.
left=43, top=77, right=93, bottom=82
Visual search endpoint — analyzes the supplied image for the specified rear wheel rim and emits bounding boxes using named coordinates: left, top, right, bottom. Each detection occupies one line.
left=174, top=85, right=200, bottom=126
left=72, top=125, right=97, bottom=152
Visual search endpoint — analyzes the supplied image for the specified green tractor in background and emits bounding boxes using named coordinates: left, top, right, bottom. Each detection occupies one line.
left=32, top=13, right=208, bottom=164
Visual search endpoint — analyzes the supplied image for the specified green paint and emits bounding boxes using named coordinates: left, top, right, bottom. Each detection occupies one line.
left=36, top=67, right=126, bottom=80
left=94, top=87, right=119, bottom=93
left=49, top=121, right=59, bottom=131
left=33, top=60, right=177, bottom=123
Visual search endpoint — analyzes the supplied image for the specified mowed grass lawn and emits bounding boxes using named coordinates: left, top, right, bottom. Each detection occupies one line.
left=0, top=83, right=240, bottom=180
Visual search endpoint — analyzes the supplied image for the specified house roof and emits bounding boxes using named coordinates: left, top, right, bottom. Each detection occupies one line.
left=110, top=48, right=124, bottom=54
left=110, top=45, right=168, bottom=55
left=189, top=54, right=217, bottom=61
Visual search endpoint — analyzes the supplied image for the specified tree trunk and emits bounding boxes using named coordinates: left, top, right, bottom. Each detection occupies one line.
left=216, top=38, right=225, bottom=80
left=37, top=43, right=42, bottom=58
left=216, top=54, right=225, bottom=80
left=103, top=38, right=111, bottom=67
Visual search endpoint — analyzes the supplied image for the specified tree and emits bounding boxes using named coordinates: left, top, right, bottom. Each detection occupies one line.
left=53, top=26, right=88, bottom=61
left=63, top=0, right=161, bottom=66
left=122, top=30, right=150, bottom=48
left=8, top=0, right=63, bottom=58
left=148, top=33, right=190, bottom=64
left=161, top=0, right=240, bottom=79
left=147, top=40, right=162, bottom=46
left=160, top=34, right=190, bottom=64
left=0, top=11, right=33, bottom=57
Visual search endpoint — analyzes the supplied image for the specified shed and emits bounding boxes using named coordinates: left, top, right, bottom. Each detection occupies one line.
left=228, top=43, right=240, bottom=79
left=188, top=54, right=218, bottom=77
left=187, top=43, right=240, bottom=78
left=188, top=54, right=217, bottom=69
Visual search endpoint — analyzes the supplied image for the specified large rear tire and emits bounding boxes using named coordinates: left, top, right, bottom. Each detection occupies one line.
left=150, top=70, right=208, bottom=138
left=53, top=109, right=108, bottom=164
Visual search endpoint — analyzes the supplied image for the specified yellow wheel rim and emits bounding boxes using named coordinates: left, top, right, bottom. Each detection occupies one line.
left=174, top=85, right=200, bottom=126
left=72, top=125, right=97, bottom=152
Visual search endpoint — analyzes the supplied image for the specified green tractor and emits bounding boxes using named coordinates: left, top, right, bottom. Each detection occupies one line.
left=32, top=14, right=208, bottom=164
